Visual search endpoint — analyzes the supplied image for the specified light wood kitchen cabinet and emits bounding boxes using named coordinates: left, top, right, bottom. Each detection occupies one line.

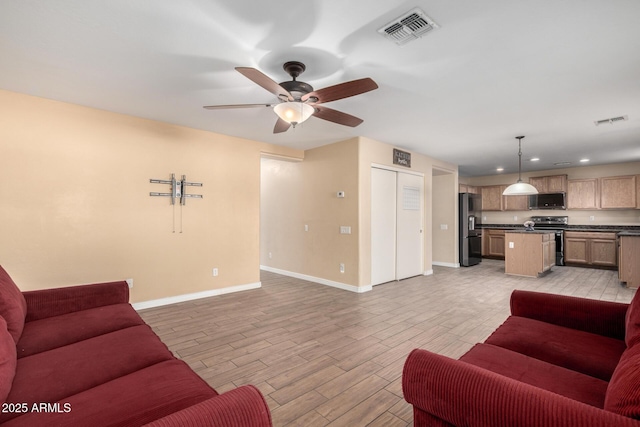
left=503, top=194, right=529, bottom=211
left=564, top=231, right=617, bottom=268
left=481, top=186, right=505, bottom=211
left=619, top=234, right=640, bottom=288
left=483, top=229, right=506, bottom=259
left=459, top=184, right=479, bottom=194
left=505, top=232, right=556, bottom=277
left=600, top=175, right=637, bottom=209
left=529, top=175, right=567, bottom=193
left=567, top=178, right=599, bottom=210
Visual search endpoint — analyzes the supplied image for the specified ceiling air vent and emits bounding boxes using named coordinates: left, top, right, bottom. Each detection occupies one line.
left=378, top=8, right=439, bottom=46
left=594, top=115, right=628, bottom=126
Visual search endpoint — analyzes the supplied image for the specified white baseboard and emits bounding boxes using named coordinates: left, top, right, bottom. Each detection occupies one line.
left=424, top=269, right=434, bottom=275
left=133, top=281, right=261, bottom=310
left=260, top=265, right=372, bottom=293
left=431, top=262, right=459, bottom=268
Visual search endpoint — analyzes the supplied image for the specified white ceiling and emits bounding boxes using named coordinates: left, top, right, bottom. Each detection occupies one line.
left=2, top=0, right=639, bottom=176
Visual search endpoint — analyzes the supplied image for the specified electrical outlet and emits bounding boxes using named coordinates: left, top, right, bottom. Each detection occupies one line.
left=509, top=242, right=514, bottom=249
left=340, top=226, right=351, bottom=234
left=340, top=263, right=345, bottom=273
left=440, top=224, right=448, bottom=230
left=589, top=216, right=595, bottom=221
left=513, top=215, right=518, bottom=221
left=212, top=268, right=218, bottom=277
left=268, top=252, right=272, bottom=259
left=304, top=224, right=309, bottom=232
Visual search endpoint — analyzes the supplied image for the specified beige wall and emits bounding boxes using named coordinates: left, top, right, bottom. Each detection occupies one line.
left=432, top=173, right=458, bottom=265
left=261, top=136, right=459, bottom=289
left=260, top=138, right=360, bottom=286
left=0, top=90, right=301, bottom=303
left=468, top=162, right=640, bottom=226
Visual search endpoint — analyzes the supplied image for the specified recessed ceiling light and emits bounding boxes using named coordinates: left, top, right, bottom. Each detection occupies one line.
left=530, top=158, right=540, bottom=162
left=580, top=158, right=590, bottom=163
left=496, top=167, right=504, bottom=172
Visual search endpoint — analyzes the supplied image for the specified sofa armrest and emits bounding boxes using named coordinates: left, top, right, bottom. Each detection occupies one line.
left=510, top=290, right=628, bottom=339
left=143, top=385, right=272, bottom=427
left=23, top=281, right=130, bottom=322
left=403, top=349, right=640, bottom=427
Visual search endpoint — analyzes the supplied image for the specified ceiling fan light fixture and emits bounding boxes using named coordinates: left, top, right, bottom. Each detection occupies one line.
left=503, top=136, right=539, bottom=196
left=273, top=102, right=314, bottom=127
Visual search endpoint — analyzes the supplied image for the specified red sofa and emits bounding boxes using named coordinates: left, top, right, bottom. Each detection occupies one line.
left=0, top=265, right=272, bottom=426
left=403, top=289, right=640, bottom=426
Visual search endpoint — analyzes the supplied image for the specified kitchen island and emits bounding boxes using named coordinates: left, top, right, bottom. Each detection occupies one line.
left=505, top=230, right=556, bottom=277
left=619, top=231, right=640, bottom=288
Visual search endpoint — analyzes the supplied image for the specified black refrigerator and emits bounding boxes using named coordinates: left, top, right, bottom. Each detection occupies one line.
left=459, top=193, right=482, bottom=266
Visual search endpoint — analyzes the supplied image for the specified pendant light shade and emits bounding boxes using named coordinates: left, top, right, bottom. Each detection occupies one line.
left=273, top=102, right=314, bottom=127
left=503, top=136, right=539, bottom=196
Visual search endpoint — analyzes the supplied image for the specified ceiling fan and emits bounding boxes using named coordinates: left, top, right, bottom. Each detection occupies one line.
left=203, top=61, right=378, bottom=133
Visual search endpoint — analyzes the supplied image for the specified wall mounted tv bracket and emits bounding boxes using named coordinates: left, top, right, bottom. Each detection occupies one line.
left=150, top=174, right=202, bottom=205
left=150, top=174, right=203, bottom=233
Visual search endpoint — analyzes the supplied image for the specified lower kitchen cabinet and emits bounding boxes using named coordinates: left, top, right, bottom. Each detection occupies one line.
left=505, top=232, right=556, bottom=277
left=483, top=229, right=506, bottom=259
left=564, top=231, right=617, bottom=268
left=619, top=234, right=640, bottom=288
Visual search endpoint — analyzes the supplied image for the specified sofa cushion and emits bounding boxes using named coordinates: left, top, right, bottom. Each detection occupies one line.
left=0, top=317, right=17, bottom=404
left=604, top=343, right=640, bottom=419
left=626, top=289, right=640, bottom=348
left=0, top=266, right=27, bottom=344
left=460, top=343, right=609, bottom=408
left=17, top=303, right=145, bottom=358
left=485, top=315, right=626, bottom=381
left=0, top=359, right=218, bottom=427
left=1, top=324, right=174, bottom=423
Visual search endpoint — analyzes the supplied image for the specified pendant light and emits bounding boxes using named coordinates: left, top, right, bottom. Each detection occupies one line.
left=502, top=136, right=539, bottom=196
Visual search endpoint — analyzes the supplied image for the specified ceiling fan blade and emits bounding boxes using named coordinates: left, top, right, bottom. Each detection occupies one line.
left=273, top=118, right=291, bottom=134
left=301, top=77, right=378, bottom=104
left=236, top=67, right=294, bottom=101
left=203, top=103, right=275, bottom=110
left=312, top=106, right=364, bottom=127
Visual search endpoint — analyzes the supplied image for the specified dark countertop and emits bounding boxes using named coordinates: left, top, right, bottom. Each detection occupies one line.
left=618, top=231, right=640, bottom=237
left=504, top=230, right=556, bottom=234
left=481, top=224, right=640, bottom=232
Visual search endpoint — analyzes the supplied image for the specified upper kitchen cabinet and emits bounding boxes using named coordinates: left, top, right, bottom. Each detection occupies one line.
left=481, top=185, right=505, bottom=211
left=600, top=175, right=637, bottom=209
left=503, top=194, right=529, bottom=211
left=529, top=175, right=567, bottom=193
left=459, top=184, right=479, bottom=194
left=567, top=178, right=599, bottom=209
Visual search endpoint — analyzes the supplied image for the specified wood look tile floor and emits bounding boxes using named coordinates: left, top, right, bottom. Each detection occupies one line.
left=139, top=260, right=635, bottom=426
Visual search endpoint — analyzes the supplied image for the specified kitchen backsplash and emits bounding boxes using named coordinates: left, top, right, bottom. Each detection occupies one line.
left=482, top=209, right=640, bottom=226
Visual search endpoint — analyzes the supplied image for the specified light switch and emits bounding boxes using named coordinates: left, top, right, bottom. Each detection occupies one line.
left=340, top=226, right=351, bottom=234
left=509, top=242, right=514, bottom=249
left=440, top=224, right=448, bottom=230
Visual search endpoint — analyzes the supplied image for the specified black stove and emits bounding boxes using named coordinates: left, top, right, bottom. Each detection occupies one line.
left=530, top=216, right=568, bottom=228
left=530, top=216, right=568, bottom=265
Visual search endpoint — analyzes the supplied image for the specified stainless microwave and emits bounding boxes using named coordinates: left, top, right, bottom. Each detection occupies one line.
left=528, top=192, right=566, bottom=210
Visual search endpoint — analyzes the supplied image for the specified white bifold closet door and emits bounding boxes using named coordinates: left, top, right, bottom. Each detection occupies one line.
left=371, top=167, right=424, bottom=286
